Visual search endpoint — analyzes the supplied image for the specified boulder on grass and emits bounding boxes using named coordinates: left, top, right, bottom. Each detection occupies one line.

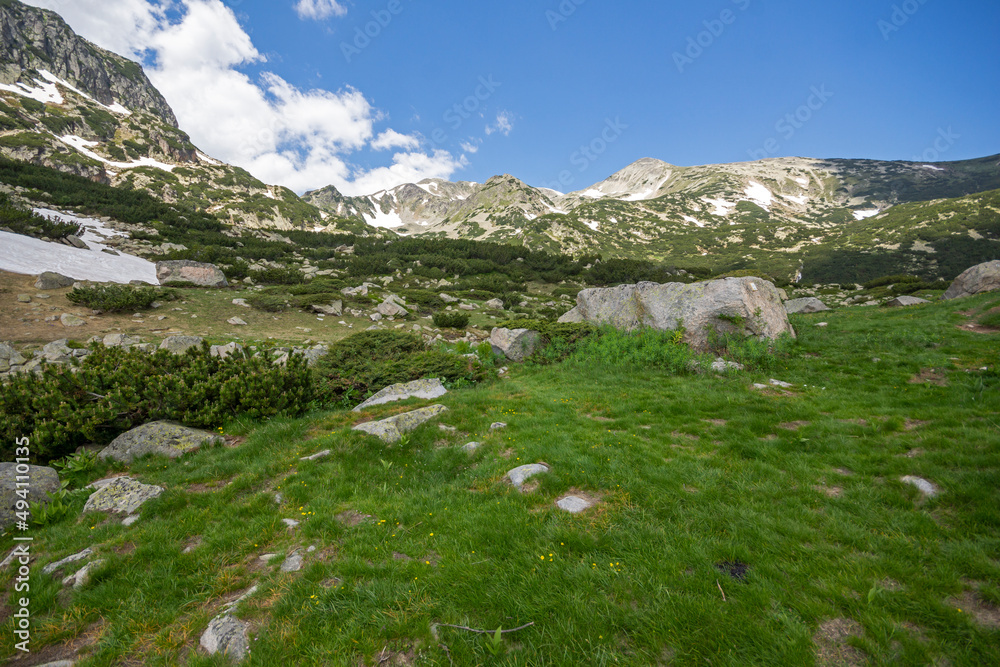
left=490, top=328, right=542, bottom=362
left=200, top=614, right=249, bottom=662
left=353, top=378, right=448, bottom=412
left=34, top=272, right=74, bottom=290
left=353, top=405, right=448, bottom=443
left=0, top=464, right=59, bottom=529
left=784, top=297, right=830, bottom=314
left=559, top=277, right=794, bottom=351
left=98, top=421, right=224, bottom=463
left=886, top=296, right=930, bottom=308
left=159, top=336, right=204, bottom=355
left=156, top=260, right=228, bottom=288
left=83, top=476, right=163, bottom=514
left=943, top=260, right=1000, bottom=300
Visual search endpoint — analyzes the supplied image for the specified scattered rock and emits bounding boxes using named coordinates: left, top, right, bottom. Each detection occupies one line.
left=122, top=515, right=140, bottom=526
left=458, top=303, right=477, bottom=311
left=785, top=297, right=831, bottom=314
left=42, top=548, right=94, bottom=575
left=232, top=298, right=250, bottom=308
left=62, top=559, right=104, bottom=589
left=227, top=317, right=247, bottom=326
left=282, top=518, right=299, bottom=529
left=490, top=422, right=507, bottom=430
left=103, top=333, right=143, bottom=348
left=16, top=293, right=30, bottom=303
left=353, top=378, right=448, bottom=412
left=281, top=550, right=303, bottom=573
left=210, top=342, right=244, bottom=360
left=440, top=293, right=459, bottom=303
left=886, top=296, right=930, bottom=308
left=0, top=341, right=26, bottom=368
left=200, top=614, right=249, bottom=662
left=99, top=421, right=223, bottom=463
left=507, top=464, right=548, bottom=490
left=83, top=477, right=165, bottom=514
left=559, top=277, right=794, bottom=351
left=311, top=301, right=343, bottom=316
left=34, top=271, right=75, bottom=290
left=490, top=328, right=542, bottom=362
left=159, top=335, right=204, bottom=354
left=900, top=476, right=938, bottom=498
left=60, top=313, right=86, bottom=327
left=0, top=463, right=59, bottom=529
left=462, top=441, right=481, bottom=454
left=485, top=298, right=504, bottom=310
left=769, top=379, right=793, bottom=388
left=156, top=260, right=228, bottom=288
left=300, top=450, right=331, bottom=462
left=352, top=405, right=449, bottom=443
left=556, top=495, right=592, bottom=513
left=710, top=358, right=743, bottom=373
left=376, top=299, right=409, bottom=318
left=943, top=260, right=1000, bottom=300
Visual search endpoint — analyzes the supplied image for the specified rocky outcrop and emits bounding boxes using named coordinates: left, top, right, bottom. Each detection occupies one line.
left=0, top=463, right=59, bottom=529
left=943, top=261, right=1000, bottom=300
left=353, top=405, right=448, bottom=443
left=559, top=278, right=794, bottom=351
left=159, top=336, right=204, bottom=355
left=353, top=378, right=448, bottom=412
left=156, top=261, right=228, bottom=288
left=0, top=1, right=177, bottom=125
left=200, top=614, right=250, bottom=662
left=34, top=271, right=74, bottom=290
left=886, top=296, right=930, bottom=307
left=784, top=297, right=830, bottom=314
left=83, top=476, right=164, bottom=514
left=490, top=328, right=542, bottom=362
left=98, top=421, right=223, bottom=463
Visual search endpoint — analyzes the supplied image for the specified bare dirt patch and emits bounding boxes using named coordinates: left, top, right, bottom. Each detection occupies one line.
left=813, top=618, right=867, bottom=667
left=909, top=369, right=948, bottom=386
left=5, top=620, right=106, bottom=666
left=903, top=419, right=930, bottom=431
left=701, top=419, right=727, bottom=426
left=186, top=480, right=229, bottom=493
left=779, top=421, right=811, bottom=431
left=904, top=448, right=924, bottom=458
left=588, top=414, right=615, bottom=422
left=951, top=590, right=1000, bottom=629
left=336, top=510, right=374, bottom=527
left=370, top=646, right=417, bottom=666
left=671, top=430, right=699, bottom=441
left=814, top=485, right=843, bottom=498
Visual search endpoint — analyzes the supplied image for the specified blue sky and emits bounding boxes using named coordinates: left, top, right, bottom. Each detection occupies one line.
left=27, top=0, right=1000, bottom=195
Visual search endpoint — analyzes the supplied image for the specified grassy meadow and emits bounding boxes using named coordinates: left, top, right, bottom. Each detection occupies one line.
left=2, top=293, right=999, bottom=666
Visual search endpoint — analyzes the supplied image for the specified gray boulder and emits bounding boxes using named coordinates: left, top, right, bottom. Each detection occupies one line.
left=34, top=272, right=74, bottom=290
left=376, top=299, right=409, bottom=318
left=156, top=260, right=228, bottom=288
left=200, top=614, right=249, bottom=662
left=60, top=313, right=87, bottom=327
left=507, top=464, right=549, bottom=490
left=943, top=260, right=1000, bottom=300
left=440, top=293, right=459, bottom=303
left=0, top=464, right=60, bottom=529
left=784, top=297, right=830, bottom=314
left=559, top=277, right=794, bottom=351
left=352, top=405, right=449, bottom=443
left=210, top=342, right=244, bottom=360
left=66, top=234, right=88, bottom=249
left=485, top=298, right=504, bottom=310
left=99, top=421, right=224, bottom=463
left=83, top=477, right=164, bottom=514
left=886, top=296, right=930, bottom=308
left=226, top=317, right=247, bottom=326
left=159, top=336, right=204, bottom=355
left=0, top=342, right=26, bottom=370
left=311, top=301, right=343, bottom=316
left=556, top=495, right=593, bottom=514
left=103, top=333, right=144, bottom=348
left=490, top=328, right=542, bottom=362
left=353, top=378, right=448, bottom=412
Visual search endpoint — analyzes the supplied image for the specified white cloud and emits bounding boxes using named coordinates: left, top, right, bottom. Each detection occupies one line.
left=294, top=0, right=347, bottom=21
left=371, top=129, right=421, bottom=152
left=21, top=0, right=465, bottom=196
left=460, top=140, right=480, bottom=154
left=485, top=110, right=514, bottom=137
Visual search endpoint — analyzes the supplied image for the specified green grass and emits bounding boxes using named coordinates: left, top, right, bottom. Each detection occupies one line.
left=1, top=295, right=998, bottom=665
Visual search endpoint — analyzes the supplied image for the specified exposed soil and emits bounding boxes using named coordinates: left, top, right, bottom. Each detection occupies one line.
left=336, top=510, right=374, bottom=527
left=814, top=485, right=843, bottom=498
left=813, top=618, right=867, bottom=667
left=715, top=560, right=750, bottom=582
left=909, top=369, right=948, bottom=386
left=779, top=421, right=811, bottom=430
left=951, top=590, right=1000, bottom=629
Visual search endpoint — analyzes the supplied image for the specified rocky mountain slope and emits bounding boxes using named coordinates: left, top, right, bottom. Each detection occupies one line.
left=0, top=0, right=361, bottom=234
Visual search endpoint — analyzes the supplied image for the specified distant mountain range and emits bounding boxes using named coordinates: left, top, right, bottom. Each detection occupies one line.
left=0, top=0, right=997, bottom=282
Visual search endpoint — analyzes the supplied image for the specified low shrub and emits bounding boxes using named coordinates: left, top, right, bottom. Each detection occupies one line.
left=863, top=274, right=922, bottom=289
left=707, top=331, right=796, bottom=372
left=66, top=283, right=168, bottom=313
left=0, top=343, right=314, bottom=463
left=313, top=330, right=493, bottom=406
left=249, top=266, right=305, bottom=285
left=0, top=192, right=78, bottom=239
left=247, top=292, right=289, bottom=312
left=433, top=311, right=470, bottom=329
left=571, top=327, right=700, bottom=374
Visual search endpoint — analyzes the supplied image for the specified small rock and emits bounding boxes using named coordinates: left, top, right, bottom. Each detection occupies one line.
left=886, top=296, right=931, bottom=308
left=122, top=515, right=140, bottom=527
left=200, top=614, right=249, bottom=662
left=901, top=476, right=938, bottom=498
left=260, top=554, right=278, bottom=563
left=300, top=450, right=331, bottom=462
left=232, top=298, right=250, bottom=308
left=60, top=313, right=86, bottom=327
left=282, top=518, right=299, bottom=529
left=42, top=548, right=95, bottom=575
left=353, top=405, right=449, bottom=444
left=17, top=294, right=30, bottom=303
left=462, top=441, right=481, bottom=454
left=769, top=379, right=793, bottom=389
left=438, top=424, right=456, bottom=432
left=281, top=550, right=303, bottom=573
left=485, top=298, right=504, bottom=310
left=490, top=422, right=507, bottom=430
left=62, top=559, right=104, bottom=588
left=83, top=477, right=164, bottom=514
left=711, top=358, right=743, bottom=373
left=556, top=495, right=592, bottom=514
left=210, top=342, right=244, bottom=360
left=159, top=336, right=204, bottom=354
left=227, top=317, right=248, bottom=326
left=508, top=464, right=548, bottom=490
left=815, top=322, right=828, bottom=328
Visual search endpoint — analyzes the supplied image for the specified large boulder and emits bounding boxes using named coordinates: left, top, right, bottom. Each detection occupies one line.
left=353, top=405, right=448, bottom=443
left=784, top=297, right=830, bottom=314
left=0, top=342, right=26, bottom=371
left=886, top=296, right=930, bottom=308
left=490, top=328, right=542, bottom=362
left=353, top=378, right=448, bottom=412
left=559, top=277, right=795, bottom=351
left=0, top=464, right=60, bottom=529
left=83, top=476, right=164, bottom=514
left=311, top=301, right=343, bottom=316
left=156, top=260, right=228, bottom=288
left=34, top=272, right=74, bottom=290
left=159, top=336, right=204, bottom=355
left=99, top=421, right=224, bottom=463
left=376, top=299, right=409, bottom=318
left=943, top=260, right=1000, bottom=300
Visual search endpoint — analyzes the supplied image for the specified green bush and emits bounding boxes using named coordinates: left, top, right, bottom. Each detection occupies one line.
left=571, top=327, right=699, bottom=373
left=863, top=274, right=922, bottom=289
left=0, top=192, right=78, bottom=239
left=433, top=311, right=470, bottom=329
left=249, top=267, right=305, bottom=285
left=247, top=292, right=289, bottom=312
left=66, top=283, right=167, bottom=313
left=0, top=343, right=314, bottom=463
left=313, top=331, right=493, bottom=406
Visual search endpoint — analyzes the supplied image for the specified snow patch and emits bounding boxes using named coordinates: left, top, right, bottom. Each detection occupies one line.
left=0, top=78, right=63, bottom=105
left=580, top=189, right=605, bottom=199
left=197, top=151, right=222, bottom=166
left=583, top=220, right=600, bottom=232
left=364, top=208, right=405, bottom=229
left=37, top=70, right=131, bottom=115
left=58, top=135, right=176, bottom=172
left=920, top=165, right=944, bottom=172
left=853, top=209, right=880, bottom=220
left=682, top=215, right=705, bottom=228
left=794, top=177, right=809, bottom=186
left=415, top=182, right=441, bottom=196
left=781, top=194, right=808, bottom=205
left=744, top=181, right=773, bottom=210
left=703, top=198, right=736, bottom=216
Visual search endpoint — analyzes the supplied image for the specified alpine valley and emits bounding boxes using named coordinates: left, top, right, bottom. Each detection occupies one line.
left=1, top=0, right=998, bottom=284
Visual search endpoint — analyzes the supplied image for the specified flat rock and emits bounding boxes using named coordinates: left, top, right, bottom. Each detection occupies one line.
left=507, top=464, right=549, bottom=490
left=60, top=313, right=86, bottom=327
left=156, top=260, right=228, bottom=288
left=103, top=333, right=144, bottom=348
left=281, top=550, right=303, bottom=573
left=300, top=450, right=331, bottom=462
left=0, top=342, right=26, bottom=367
left=769, top=379, right=793, bottom=388
left=352, top=405, right=449, bottom=443
left=0, top=463, right=59, bottom=529
left=42, top=548, right=95, bottom=575
left=83, top=477, right=164, bottom=514
left=17, top=293, right=30, bottom=303
left=311, top=301, right=343, bottom=316
left=353, top=378, right=448, bottom=412
left=62, top=559, right=104, bottom=589
left=490, top=328, right=542, bottom=362
left=559, top=277, right=794, bottom=351
left=901, top=476, right=938, bottom=498
left=376, top=300, right=409, bottom=318
left=784, top=297, right=830, bottom=314
left=200, top=614, right=249, bottom=662
left=232, top=298, right=250, bottom=308
left=227, top=317, right=247, bottom=326
left=210, top=342, right=244, bottom=360
left=462, top=441, right=481, bottom=453
left=159, top=335, right=204, bottom=355
left=99, top=421, right=223, bottom=463
left=886, top=296, right=931, bottom=307
left=35, top=271, right=74, bottom=290
left=490, top=422, right=507, bottom=430
left=556, top=495, right=593, bottom=513
left=943, top=260, right=1000, bottom=300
